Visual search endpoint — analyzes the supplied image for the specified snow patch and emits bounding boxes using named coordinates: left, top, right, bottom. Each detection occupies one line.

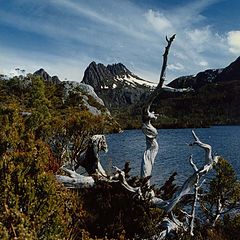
left=115, top=74, right=157, bottom=88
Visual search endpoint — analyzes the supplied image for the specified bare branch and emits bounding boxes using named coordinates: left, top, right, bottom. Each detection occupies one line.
left=165, top=132, right=220, bottom=213
left=189, top=155, right=198, bottom=172
left=112, top=166, right=142, bottom=198
left=141, top=34, right=176, bottom=183
left=190, top=130, right=213, bottom=164
left=190, top=172, right=200, bottom=236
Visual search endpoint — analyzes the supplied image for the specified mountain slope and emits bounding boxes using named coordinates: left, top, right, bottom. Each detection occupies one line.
left=152, top=56, right=240, bottom=127
left=168, top=56, right=240, bottom=90
left=0, top=69, right=120, bottom=132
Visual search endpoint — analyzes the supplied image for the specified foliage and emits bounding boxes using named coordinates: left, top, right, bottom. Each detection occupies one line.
left=0, top=75, right=118, bottom=239
left=201, top=158, right=240, bottom=223
left=77, top=179, right=165, bottom=239
left=0, top=105, right=86, bottom=239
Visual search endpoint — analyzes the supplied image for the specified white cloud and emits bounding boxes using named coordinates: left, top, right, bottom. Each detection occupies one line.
left=186, top=27, right=211, bottom=48
left=227, top=31, right=240, bottom=54
left=199, top=61, right=208, bottom=67
left=145, top=9, right=172, bottom=32
left=167, top=63, right=185, bottom=71
left=50, top=0, right=150, bottom=41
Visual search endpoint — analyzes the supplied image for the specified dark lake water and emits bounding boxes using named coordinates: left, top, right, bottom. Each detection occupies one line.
left=100, top=126, right=240, bottom=187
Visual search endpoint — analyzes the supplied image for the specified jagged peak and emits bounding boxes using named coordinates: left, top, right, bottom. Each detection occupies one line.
left=107, top=63, right=131, bottom=77
left=82, top=61, right=157, bottom=90
left=34, top=68, right=61, bottom=84
left=34, top=68, right=51, bottom=79
left=34, top=68, right=48, bottom=74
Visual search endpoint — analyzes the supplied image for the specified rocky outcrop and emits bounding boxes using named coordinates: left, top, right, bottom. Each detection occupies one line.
left=82, top=62, right=114, bottom=91
left=107, top=63, right=131, bottom=78
left=61, top=81, right=109, bottom=115
left=33, top=68, right=109, bottom=116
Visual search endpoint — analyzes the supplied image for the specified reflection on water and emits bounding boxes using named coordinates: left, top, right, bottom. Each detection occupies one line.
left=100, top=126, right=240, bottom=187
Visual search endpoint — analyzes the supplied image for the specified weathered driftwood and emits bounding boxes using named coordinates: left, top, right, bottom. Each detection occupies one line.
left=162, top=85, right=193, bottom=93
left=74, top=135, right=108, bottom=177
left=165, top=130, right=220, bottom=213
left=141, top=35, right=176, bottom=181
left=56, top=135, right=142, bottom=196
left=188, top=155, right=206, bottom=236
left=56, top=134, right=108, bottom=188
left=56, top=166, right=95, bottom=188
left=112, top=166, right=142, bottom=197
left=150, top=131, right=220, bottom=238
left=55, top=130, right=221, bottom=239
left=56, top=164, right=143, bottom=198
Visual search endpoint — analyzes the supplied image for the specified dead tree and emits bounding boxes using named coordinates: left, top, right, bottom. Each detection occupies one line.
left=141, top=35, right=176, bottom=182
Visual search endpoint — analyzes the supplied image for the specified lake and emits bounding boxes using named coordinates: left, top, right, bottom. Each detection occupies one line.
left=100, top=126, right=240, bottom=187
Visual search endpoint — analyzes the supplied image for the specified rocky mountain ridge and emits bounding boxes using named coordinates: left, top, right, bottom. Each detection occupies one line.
left=82, top=62, right=156, bottom=90
left=81, top=62, right=156, bottom=107
left=28, top=56, right=240, bottom=128
left=168, top=56, right=240, bottom=90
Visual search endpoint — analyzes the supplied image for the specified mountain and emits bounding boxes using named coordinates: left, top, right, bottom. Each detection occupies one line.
left=167, top=69, right=223, bottom=90
left=150, top=56, right=240, bottom=128
left=82, top=62, right=156, bottom=107
left=109, top=57, right=240, bottom=129
left=168, top=56, right=240, bottom=90
left=215, top=56, right=240, bottom=82
left=34, top=68, right=61, bottom=84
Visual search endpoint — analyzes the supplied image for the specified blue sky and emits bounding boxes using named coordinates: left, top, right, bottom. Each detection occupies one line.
left=0, top=0, right=240, bottom=83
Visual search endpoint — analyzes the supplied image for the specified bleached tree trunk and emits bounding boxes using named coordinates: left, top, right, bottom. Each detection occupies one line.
left=56, top=166, right=95, bottom=188
left=141, top=34, right=176, bottom=182
left=212, top=197, right=223, bottom=226
left=188, top=155, right=206, bottom=236
left=165, top=130, right=220, bottom=213
left=56, top=165, right=142, bottom=198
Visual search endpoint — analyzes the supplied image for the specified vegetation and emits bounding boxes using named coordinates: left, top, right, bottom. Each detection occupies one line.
left=0, top=74, right=239, bottom=239
left=0, top=74, right=118, bottom=239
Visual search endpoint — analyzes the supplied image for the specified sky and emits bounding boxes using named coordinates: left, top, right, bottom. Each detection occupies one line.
left=0, top=0, right=240, bottom=83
